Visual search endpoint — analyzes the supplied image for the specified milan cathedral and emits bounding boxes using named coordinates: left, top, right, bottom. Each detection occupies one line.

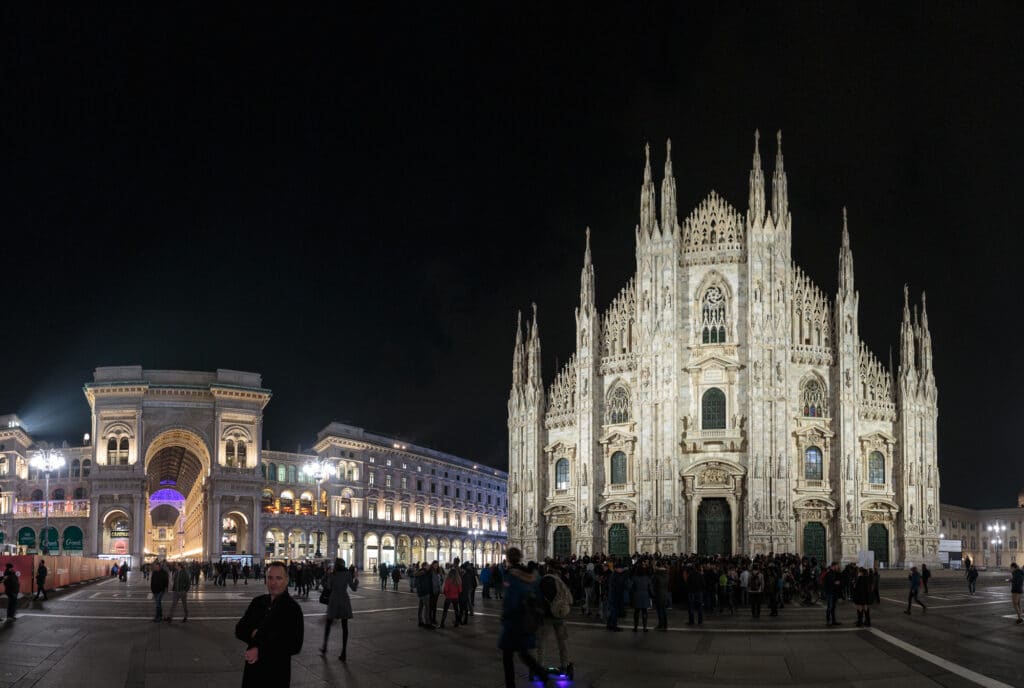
left=507, top=131, right=940, bottom=567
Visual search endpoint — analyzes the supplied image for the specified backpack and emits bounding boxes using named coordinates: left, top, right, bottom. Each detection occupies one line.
left=545, top=574, right=573, bottom=619
left=521, top=588, right=545, bottom=633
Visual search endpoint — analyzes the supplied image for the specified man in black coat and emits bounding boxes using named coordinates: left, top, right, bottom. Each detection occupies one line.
left=150, top=561, right=169, bottom=622
left=35, top=560, right=48, bottom=600
left=235, top=561, right=304, bottom=687
left=3, top=563, right=19, bottom=621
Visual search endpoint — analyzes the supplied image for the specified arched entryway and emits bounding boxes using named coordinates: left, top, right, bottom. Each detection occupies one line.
left=102, top=510, right=132, bottom=556
left=411, top=535, right=425, bottom=564
left=868, top=524, right=889, bottom=565
left=144, top=429, right=211, bottom=560
left=697, top=498, right=732, bottom=555
left=553, top=526, right=572, bottom=558
left=337, top=531, right=355, bottom=567
left=803, top=522, right=827, bottom=563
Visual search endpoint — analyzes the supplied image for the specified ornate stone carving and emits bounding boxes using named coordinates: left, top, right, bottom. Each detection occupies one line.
left=700, top=467, right=729, bottom=486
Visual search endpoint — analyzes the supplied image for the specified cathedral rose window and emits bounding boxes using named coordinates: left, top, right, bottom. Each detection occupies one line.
left=701, top=286, right=727, bottom=343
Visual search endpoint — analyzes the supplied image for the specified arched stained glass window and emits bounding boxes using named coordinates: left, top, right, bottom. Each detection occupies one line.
left=701, top=388, right=726, bottom=430
left=701, top=286, right=727, bottom=344
left=555, top=458, right=570, bottom=490
left=801, top=378, right=828, bottom=417
left=805, top=446, right=823, bottom=481
left=610, top=451, right=627, bottom=485
left=277, top=465, right=287, bottom=482
left=73, top=487, right=86, bottom=499
left=605, top=386, right=631, bottom=425
left=868, top=451, right=885, bottom=484
left=225, top=440, right=236, bottom=466
left=107, top=438, right=117, bottom=462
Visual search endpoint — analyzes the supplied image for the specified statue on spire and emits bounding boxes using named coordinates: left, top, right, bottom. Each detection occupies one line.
left=748, top=129, right=765, bottom=225
left=771, top=130, right=789, bottom=224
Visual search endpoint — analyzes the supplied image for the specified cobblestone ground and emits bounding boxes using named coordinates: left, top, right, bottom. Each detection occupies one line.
left=0, top=568, right=1020, bottom=687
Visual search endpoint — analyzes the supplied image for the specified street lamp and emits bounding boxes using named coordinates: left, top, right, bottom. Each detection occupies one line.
left=987, top=521, right=1007, bottom=567
left=30, top=448, right=65, bottom=555
left=303, top=458, right=336, bottom=559
left=467, top=528, right=483, bottom=564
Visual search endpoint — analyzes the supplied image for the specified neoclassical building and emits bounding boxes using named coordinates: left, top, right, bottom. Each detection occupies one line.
left=0, top=366, right=507, bottom=569
left=508, top=132, right=940, bottom=566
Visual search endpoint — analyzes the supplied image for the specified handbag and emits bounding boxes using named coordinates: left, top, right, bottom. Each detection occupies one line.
left=319, top=587, right=331, bottom=605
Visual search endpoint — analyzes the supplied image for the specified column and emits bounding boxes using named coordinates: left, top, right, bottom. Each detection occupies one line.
left=88, top=496, right=100, bottom=556
left=132, top=493, right=144, bottom=563
left=251, top=502, right=262, bottom=559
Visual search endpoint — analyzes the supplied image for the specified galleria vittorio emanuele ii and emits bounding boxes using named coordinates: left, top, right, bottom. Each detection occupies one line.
left=507, top=132, right=940, bottom=566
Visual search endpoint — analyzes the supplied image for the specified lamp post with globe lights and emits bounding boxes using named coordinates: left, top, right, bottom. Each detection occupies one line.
left=303, top=458, right=336, bottom=559
left=467, top=528, right=483, bottom=564
left=987, top=521, right=1007, bottom=568
left=30, top=448, right=65, bottom=555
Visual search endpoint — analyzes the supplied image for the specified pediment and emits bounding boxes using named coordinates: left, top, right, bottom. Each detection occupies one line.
left=596, top=497, right=637, bottom=512
left=681, top=458, right=746, bottom=479
left=861, top=498, right=900, bottom=512
left=544, top=440, right=576, bottom=456
left=599, top=429, right=636, bottom=445
left=793, top=496, right=837, bottom=510
left=685, top=354, right=741, bottom=372
left=858, top=431, right=896, bottom=446
left=793, top=424, right=835, bottom=440
left=542, top=503, right=575, bottom=517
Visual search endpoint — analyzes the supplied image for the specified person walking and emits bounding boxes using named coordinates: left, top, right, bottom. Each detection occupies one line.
left=630, top=560, right=653, bottom=631
left=167, top=562, right=191, bottom=623
left=415, top=562, right=435, bottom=629
left=430, top=561, right=443, bottom=625
left=921, top=563, right=931, bottom=594
left=538, top=560, right=573, bottom=679
left=235, top=561, right=304, bottom=687
left=460, top=562, right=477, bottom=622
left=824, top=562, right=842, bottom=626
left=904, top=566, right=927, bottom=615
left=967, top=564, right=979, bottom=595
left=150, top=561, right=169, bottom=622
left=853, top=567, right=873, bottom=627
left=3, top=563, right=19, bottom=621
left=686, top=564, right=705, bottom=625
left=497, top=547, right=550, bottom=688
left=34, top=560, right=48, bottom=601
left=391, top=565, right=401, bottom=592
left=1008, top=562, right=1023, bottom=625
left=748, top=564, right=764, bottom=619
left=439, top=565, right=462, bottom=628
left=652, top=562, right=671, bottom=630
left=321, top=559, right=358, bottom=661
left=606, top=560, right=627, bottom=631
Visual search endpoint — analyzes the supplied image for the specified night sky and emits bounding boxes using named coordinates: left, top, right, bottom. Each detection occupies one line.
left=2, top=5, right=1021, bottom=508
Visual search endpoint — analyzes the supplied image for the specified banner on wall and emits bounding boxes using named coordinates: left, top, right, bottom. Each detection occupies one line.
left=40, top=527, right=59, bottom=553
left=63, top=526, right=84, bottom=552
left=17, top=527, right=35, bottom=548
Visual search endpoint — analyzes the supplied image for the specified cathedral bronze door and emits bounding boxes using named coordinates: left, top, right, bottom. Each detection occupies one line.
left=553, top=526, right=572, bottom=559
left=803, top=522, right=826, bottom=563
left=608, top=524, right=629, bottom=557
left=697, top=498, right=731, bottom=555
left=868, top=524, right=889, bottom=565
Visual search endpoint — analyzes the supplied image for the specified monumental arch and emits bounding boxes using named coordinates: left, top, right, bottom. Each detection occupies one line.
left=84, top=366, right=269, bottom=563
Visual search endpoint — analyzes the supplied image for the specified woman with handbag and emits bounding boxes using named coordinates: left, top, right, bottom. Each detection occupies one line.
left=320, top=559, right=358, bottom=661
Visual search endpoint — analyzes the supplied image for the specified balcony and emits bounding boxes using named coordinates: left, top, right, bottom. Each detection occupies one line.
left=14, top=499, right=90, bottom=518
left=681, top=427, right=745, bottom=453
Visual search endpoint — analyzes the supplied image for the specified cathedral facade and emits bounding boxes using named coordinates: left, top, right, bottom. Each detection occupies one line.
left=507, top=132, right=940, bottom=567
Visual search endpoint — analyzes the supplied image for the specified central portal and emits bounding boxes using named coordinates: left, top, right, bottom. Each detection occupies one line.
left=697, top=498, right=731, bottom=555
left=144, top=430, right=210, bottom=561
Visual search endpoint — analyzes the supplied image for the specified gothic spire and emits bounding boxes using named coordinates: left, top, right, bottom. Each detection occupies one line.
left=660, top=139, right=677, bottom=234
left=748, top=129, right=766, bottom=225
left=771, top=130, right=789, bottom=224
left=527, top=303, right=543, bottom=390
left=838, top=207, right=855, bottom=296
left=579, top=228, right=595, bottom=315
left=512, top=310, right=525, bottom=390
left=900, top=285, right=917, bottom=380
left=919, top=291, right=934, bottom=384
left=640, top=142, right=658, bottom=236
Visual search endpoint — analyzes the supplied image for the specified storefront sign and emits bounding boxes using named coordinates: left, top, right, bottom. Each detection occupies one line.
left=17, top=527, right=35, bottom=547
left=40, top=527, right=59, bottom=552
left=110, top=528, right=130, bottom=539
left=63, top=526, right=84, bottom=551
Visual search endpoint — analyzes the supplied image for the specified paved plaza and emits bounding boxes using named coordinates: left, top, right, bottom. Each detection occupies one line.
left=0, top=569, right=1021, bottom=687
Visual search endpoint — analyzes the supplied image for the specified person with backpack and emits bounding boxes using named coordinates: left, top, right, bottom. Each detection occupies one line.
left=537, top=560, right=574, bottom=679
left=497, top=548, right=550, bottom=688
